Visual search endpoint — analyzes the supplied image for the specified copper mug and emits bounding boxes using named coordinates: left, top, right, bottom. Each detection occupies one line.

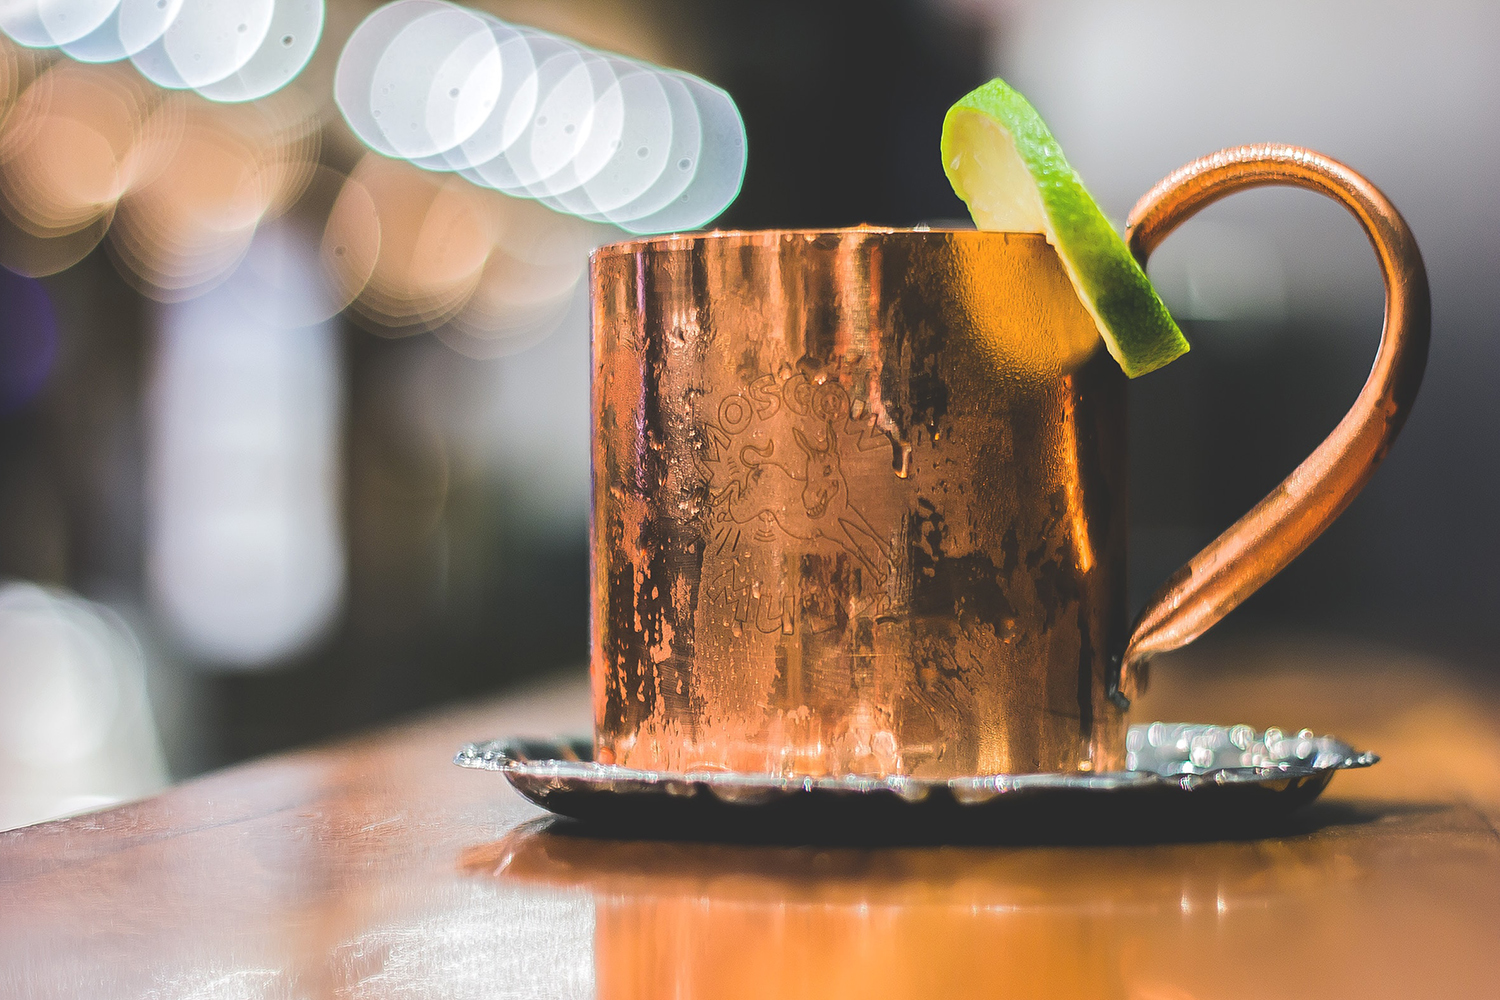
left=589, top=145, right=1428, bottom=779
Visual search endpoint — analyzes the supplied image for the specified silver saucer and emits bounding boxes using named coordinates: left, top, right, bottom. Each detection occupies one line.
left=455, top=723, right=1377, bottom=843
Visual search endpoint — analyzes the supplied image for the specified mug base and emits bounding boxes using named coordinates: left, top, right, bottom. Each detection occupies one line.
left=455, top=723, right=1375, bottom=846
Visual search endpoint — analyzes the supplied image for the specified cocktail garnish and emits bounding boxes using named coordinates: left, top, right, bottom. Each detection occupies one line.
left=942, top=78, right=1189, bottom=377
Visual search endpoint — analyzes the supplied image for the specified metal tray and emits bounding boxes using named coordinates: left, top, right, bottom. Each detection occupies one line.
left=455, top=723, right=1377, bottom=844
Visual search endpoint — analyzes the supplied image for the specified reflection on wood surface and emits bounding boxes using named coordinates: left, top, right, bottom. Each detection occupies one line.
left=476, top=797, right=1498, bottom=999
left=2, top=640, right=1498, bottom=999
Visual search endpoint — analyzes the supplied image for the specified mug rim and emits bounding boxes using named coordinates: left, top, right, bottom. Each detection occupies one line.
left=592, top=227, right=1049, bottom=258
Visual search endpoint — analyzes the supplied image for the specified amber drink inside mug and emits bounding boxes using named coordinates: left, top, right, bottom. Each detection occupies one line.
left=589, top=147, right=1428, bottom=780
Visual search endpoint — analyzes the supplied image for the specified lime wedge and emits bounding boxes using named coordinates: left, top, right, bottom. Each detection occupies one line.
left=941, top=79, right=1188, bottom=377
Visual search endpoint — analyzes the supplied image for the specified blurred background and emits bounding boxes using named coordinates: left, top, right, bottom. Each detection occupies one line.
left=1, top=0, right=1496, bottom=829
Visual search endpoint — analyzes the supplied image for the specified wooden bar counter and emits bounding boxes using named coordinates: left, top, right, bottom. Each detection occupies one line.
left=3, top=637, right=1499, bottom=998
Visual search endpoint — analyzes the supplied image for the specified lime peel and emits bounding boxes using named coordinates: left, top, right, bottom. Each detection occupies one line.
left=942, top=78, right=1188, bottom=378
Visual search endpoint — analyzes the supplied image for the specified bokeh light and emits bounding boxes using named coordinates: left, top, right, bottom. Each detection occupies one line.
left=194, top=0, right=322, bottom=103
left=0, top=12, right=657, bottom=347
left=0, top=582, right=167, bottom=830
left=229, top=166, right=365, bottom=328
left=441, top=192, right=609, bottom=357
left=0, top=44, right=323, bottom=290
left=0, top=60, right=151, bottom=239
left=106, top=86, right=319, bottom=298
left=335, top=0, right=747, bottom=235
left=339, top=150, right=495, bottom=333
left=331, top=151, right=615, bottom=352
left=2, top=0, right=322, bottom=104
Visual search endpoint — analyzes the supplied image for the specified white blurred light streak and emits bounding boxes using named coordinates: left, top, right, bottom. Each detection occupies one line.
left=146, top=225, right=345, bottom=668
left=0, top=582, right=168, bottom=830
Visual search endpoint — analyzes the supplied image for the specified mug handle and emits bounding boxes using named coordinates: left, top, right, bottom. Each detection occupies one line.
left=1114, top=144, right=1431, bottom=705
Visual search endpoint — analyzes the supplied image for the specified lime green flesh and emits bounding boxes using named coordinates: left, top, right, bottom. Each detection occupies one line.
left=941, top=79, right=1189, bottom=378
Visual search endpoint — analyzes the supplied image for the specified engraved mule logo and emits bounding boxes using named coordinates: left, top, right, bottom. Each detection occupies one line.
left=702, top=372, right=892, bottom=581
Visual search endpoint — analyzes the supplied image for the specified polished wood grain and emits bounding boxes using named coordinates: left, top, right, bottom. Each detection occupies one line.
left=3, top=638, right=1498, bottom=999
